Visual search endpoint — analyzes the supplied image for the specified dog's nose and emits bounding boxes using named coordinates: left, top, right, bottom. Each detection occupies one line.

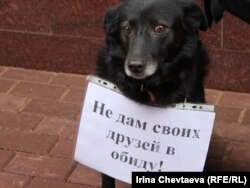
left=128, top=61, right=146, bottom=74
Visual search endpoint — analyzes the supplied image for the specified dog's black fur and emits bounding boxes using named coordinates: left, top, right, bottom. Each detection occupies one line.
left=204, top=0, right=250, bottom=26
left=96, top=0, right=209, bottom=187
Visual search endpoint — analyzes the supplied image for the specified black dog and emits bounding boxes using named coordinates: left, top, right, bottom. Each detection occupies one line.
left=96, top=0, right=209, bottom=187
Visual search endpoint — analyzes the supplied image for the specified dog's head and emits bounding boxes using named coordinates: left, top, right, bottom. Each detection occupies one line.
left=103, top=0, right=208, bottom=83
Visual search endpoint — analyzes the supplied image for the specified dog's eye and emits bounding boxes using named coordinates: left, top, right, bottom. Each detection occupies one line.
left=122, top=26, right=132, bottom=36
left=153, top=25, right=168, bottom=34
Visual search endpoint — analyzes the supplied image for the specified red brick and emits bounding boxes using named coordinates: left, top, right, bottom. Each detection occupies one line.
left=0, top=32, right=102, bottom=74
left=68, top=164, right=101, bottom=187
left=0, top=172, right=29, bottom=188
left=0, top=130, right=57, bottom=154
left=10, top=82, right=67, bottom=101
left=23, top=99, right=81, bottom=120
left=50, top=138, right=75, bottom=159
left=5, top=153, right=74, bottom=180
left=235, top=163, right=250, bottom=171
left=200, top=20, right=222, bottom=49
left=231, top=142, right=250, bottom=165
left=0, top=112, right=42, bottom=131
left=0, top=1, right=50, bottom=33
left=60, top=122, right=78, bottom=139
left=0, top=79, right=17, bottom=93
left=242, top=110, right=250, bottom=126
left=1, top=68, right=54, bottom=83
left=212, top=122, right=250, bottom=143
left=223, top=12, right=250, bottom=51
left=108, top=0, right=120, bottom=6
left=0, top=149, right=13, bottom=168
left=49, top=0, right=106, bottom=38
left=0, top=66, right=5, bottom=74
left=207, top=139, right=231, bottom=160
left=62, top=87, right=84, bottom=104
left=215, top=105, right=242, bottom=123
left=205, top=49, right=250, bottom=93
left=0, top=94, right=27, bottom=112
left=219, top=92, right=250, bottom=108
left=205, top=89, right=221, bottom=105
left=116, top=181, right=130, bottom=188
left=204, top=159, right=236, bottom=171
left=34, top=117, right=78, bottom=138
left=27, top=178, right=92, bottom=188
left=50, top=74, right=86, bottom=88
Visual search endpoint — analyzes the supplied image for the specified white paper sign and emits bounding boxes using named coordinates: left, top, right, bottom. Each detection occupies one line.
left=74, top=78, right=215, bottom=184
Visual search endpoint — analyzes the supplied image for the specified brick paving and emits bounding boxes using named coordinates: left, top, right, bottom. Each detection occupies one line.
left=0, top=66, right=249, bottom=188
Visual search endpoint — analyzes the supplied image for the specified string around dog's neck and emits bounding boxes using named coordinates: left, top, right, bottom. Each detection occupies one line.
left=183, top=89, right=188, bottom=105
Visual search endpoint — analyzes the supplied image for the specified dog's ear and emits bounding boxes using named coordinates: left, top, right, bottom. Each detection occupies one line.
left=103, top=3, right=123, bottom=35
left=184, top=2, right=208, bottom=31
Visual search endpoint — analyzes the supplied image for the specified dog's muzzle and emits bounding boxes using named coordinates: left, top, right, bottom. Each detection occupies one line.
left=124, top=59, right=158, bottom=79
